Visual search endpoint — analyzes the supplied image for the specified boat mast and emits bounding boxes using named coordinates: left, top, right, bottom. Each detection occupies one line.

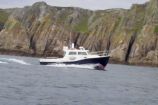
left=69, top=32, right=74, bottom=49
left=68, top=32, right=72, bottom=48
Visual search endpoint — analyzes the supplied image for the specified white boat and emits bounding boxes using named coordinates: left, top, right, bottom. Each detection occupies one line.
left=39, top=44, right=110, bottom=70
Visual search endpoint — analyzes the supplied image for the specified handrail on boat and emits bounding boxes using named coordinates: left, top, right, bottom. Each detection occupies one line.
left=45, top=57, right=59, bottom=59
left=89, top=51, right=110, bottom=56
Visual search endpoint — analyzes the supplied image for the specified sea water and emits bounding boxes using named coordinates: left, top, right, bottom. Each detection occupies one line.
left=0, top=55, right=158, bottom=105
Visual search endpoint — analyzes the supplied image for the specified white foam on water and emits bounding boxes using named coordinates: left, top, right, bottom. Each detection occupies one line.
left=8, top=58, right=30, bottom=65
left=47, top=64, right=95, bottom=70
left=0, top=58, right=30, bottom=65
left=0, top=61, right=8, bottom=64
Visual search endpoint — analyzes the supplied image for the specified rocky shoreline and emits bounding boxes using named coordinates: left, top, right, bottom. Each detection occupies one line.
left=110, top=59, right=158, bottom=68
left=0, top=49, right=37, bottom=57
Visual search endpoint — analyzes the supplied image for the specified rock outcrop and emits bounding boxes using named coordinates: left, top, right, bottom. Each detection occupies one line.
left=0, top=0, right=157, bottom=66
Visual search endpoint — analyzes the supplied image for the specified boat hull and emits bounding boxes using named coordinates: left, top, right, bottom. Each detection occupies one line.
left=40, top=56, right=110, bottom=70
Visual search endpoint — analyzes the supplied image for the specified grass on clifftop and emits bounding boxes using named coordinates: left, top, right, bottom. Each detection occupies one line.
left=0, top=10, right=9, bottom=24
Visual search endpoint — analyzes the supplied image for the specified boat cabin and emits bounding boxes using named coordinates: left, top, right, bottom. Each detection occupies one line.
left=63, top=46, right=89, bottom=57
left=65, top=50, right=88, bottom=56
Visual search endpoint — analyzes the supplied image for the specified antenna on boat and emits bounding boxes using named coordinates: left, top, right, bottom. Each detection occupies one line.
left=68, top=32, right=72, bottom=48
left=68, top=31, right=75, bottom=49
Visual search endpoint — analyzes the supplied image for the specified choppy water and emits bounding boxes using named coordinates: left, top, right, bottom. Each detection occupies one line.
left=0, top=55, right=158, bottom=105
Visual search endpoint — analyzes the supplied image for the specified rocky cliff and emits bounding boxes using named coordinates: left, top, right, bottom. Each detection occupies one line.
left=0, top=0, right=157, bottom=66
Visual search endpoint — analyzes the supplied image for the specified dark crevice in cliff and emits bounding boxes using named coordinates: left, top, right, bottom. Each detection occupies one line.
left=106, top=36, right=111, bottom=51
left=29, top=35, right=36, bottom=54
left=0, top=23, right=4, bottom=31
left=98, top=39, right=103, bottom=51
left=155, top=36, right=158, bottom=46
left=125, top=32, right=137, bottom=62
left=43, top=38, right=53, bottom=55
left=74, top=33, right=80, bottom=48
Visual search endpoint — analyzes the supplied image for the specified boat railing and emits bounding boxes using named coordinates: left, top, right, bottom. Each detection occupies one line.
left=45, top=57, right=59, bottom=59
left=89, top=51, right=110, bottom=56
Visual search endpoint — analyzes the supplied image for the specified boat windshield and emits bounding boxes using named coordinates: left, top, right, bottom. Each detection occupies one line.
left=69, top=51, right=77, bottom=55
left=78, top=52, right=87, bottom=55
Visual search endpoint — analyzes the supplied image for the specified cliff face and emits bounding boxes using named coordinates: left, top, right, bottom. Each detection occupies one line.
left=0, top=2, right=93, bottom=56
left=0, top=0, right=157, bottom=65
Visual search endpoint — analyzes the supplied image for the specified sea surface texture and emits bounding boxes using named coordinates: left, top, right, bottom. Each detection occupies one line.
left=0, top=55, right=158, bottom=105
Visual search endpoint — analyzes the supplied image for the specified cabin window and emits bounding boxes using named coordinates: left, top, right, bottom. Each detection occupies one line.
left=78, top=52, right=87, bottom=55
left=69, top=52, right=77, bottom=55
left=64, top=51, right=66, bottom=56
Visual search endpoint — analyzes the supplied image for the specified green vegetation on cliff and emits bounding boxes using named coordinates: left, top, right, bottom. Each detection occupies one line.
left=0, top=9, right=9, bottom=30
left=154, top=25, right=158, bottom=34
left=0, top=9, right=9, bottom=23
left=74, top=16, right=88, bottom=33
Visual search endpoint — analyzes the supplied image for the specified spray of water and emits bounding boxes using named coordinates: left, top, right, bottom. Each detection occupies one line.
left=47, top=64, right=95, bottom=70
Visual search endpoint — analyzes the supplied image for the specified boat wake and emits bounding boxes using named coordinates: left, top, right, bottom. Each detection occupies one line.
left=47, top=64, right=95, bottom=70
left=7, top=58, right=30, bottom=65
left=0, top=61, right=8, bottom=64
left=0, top=58, right=30, bottom=65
